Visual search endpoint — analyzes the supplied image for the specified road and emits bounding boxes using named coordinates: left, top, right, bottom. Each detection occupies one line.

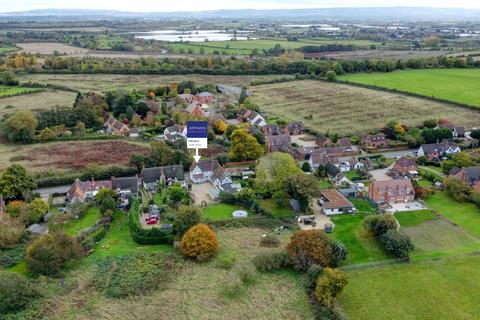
left=337, top=148, right=417, bottom=162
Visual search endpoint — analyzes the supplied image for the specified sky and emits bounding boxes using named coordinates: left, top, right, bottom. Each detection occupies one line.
left=0, top=0, right=479, bottom=13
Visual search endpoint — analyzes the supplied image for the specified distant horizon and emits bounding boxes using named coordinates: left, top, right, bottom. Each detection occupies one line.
left=1, top=0, right=480, bottom=14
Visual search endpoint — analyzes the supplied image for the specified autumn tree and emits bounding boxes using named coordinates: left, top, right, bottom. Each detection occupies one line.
left=28, top=198, right=49, bottom=224
left=255, top=152, right=302, bottom=195
left=173, top=206, right=201, bottom=236
left=180, top=223, right=218, bottom=261
left=0, top=165, right=37, bottom=200
left=314, top=268, right=348, bottom=308
left=287, top=230, right=336, bottom=271
left=214, top=119, right=227, bottom=134
left=1, top=110, right=38, bottom=143
left=229, top=129, right=264, bottom=161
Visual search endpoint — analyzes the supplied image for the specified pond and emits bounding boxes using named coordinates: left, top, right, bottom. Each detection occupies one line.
left=135, top=29, right=254, bottom=42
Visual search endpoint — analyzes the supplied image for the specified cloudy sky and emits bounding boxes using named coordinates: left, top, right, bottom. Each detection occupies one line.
left=1, top=0, right=479, bottom=12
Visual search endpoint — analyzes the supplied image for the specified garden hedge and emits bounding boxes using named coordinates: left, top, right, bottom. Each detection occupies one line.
left=128, top=200, right=173, bottom=245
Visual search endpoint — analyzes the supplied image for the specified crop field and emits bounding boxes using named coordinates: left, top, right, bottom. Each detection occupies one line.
left=17, top=73, right=295, bottom=93
left=17, top=42, right=89, bottom=55
left=34, top=227, right=313, bottom=320
left=0, top=90, right=77, bottom=116
left=250, top=80, right=480, bottom=135
left=340, top=255, right=480, bottom=320
left=0, top=141, right=148, bottom=173
left=0, top=46, right=18, bottom=53
left=0, top=85, right=43, bottom=98
left=167, top=38, right=379, bottom=55
left=339, top=69, right=480, bottom=107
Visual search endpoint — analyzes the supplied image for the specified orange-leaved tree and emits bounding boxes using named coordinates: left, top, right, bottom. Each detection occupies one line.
left=180, top=224, right=218, bottom=262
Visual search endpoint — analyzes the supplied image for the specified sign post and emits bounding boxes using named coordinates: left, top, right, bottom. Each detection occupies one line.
left=186, top=121, right=208, bottom=163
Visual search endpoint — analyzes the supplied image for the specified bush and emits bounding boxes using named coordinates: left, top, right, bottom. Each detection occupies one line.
left=216, top=250, right=237, bottom=269
left=28, top=198, right=49, bottom=223
left=173, top=205, right=201, bottom=236
left=363, top=214, right=398, bottom=237
left=314, top=268, right=348, bottom=308
left=25, top=231, right=82, bottom=276
left=0, top=271, right=41, bottom=314
left=259, top=234, right=281, bottom=248
left=93, top=253, right=180, bottom=298
left=378, top=229, right=415, bottom=258
left=128, top=200, right=173, bottom=245
left=331, top=241, right=348, bottom=267
left=180, top=224, right=218, bottom=262
left=252, top=250, right=291, bottom=272
left=0, top=220, right=24, bottom=249
left=0, top=245, right=25, bottom=268
left=300, top=264, right=324, bottom=292
left=286, top=230, right=337, bottom=271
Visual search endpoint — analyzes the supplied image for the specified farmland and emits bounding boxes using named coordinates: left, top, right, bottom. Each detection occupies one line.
left=0, top=46, right=18, bottom=53
left=340, top=69, right=480, bottom=107
left=0, top=140, right=148, bottom=173
left=0, top=85, right=44, bottom=98
left=17, top=73, right=295, bottom=93
left=166, top=38, right=379, bottom=55
left=250, top=80, right=480, bottom=135
left=0, top=90, right=77, bottom=116
left=17, top=42, right=89, bottom=55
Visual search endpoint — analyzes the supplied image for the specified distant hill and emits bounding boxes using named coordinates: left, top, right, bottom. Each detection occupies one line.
left=1, top=7, right=480, bottom=22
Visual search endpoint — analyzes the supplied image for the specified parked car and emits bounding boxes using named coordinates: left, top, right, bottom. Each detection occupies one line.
left=147, top=218, right=158, bottom=225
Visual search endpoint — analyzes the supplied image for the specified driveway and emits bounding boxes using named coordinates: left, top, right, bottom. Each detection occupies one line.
left=290, top=134, right=317, bottom=148
left=298, top=200, right=335, bottom=230
left=36, top=184, right=71, bottom=200
left=369, top=167, right=392, bottom=181
left=190, top=183, right=216, bottom=205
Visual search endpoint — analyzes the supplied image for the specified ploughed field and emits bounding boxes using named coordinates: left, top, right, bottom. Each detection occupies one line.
left=250, top=80, right=480, bottom=135
left=339, top=69, right=480, bottom=107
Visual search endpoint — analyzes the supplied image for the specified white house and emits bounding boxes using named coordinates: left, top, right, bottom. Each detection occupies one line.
left=318, top=189, right=356, bottom=215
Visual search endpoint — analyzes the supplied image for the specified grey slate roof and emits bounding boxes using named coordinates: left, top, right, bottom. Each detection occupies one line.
left=112, top=176, right=139, bottom=194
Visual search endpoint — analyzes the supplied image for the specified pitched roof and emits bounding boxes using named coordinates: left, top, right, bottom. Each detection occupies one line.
left=321, top=189, right=354, bottom=209
left=267, top=134, right=291, bottom=146
left=420, top=141, right=458, bottom=154
left=363, top=133, right=386, bottom=141
left=460, top=166, right=480, bottom=185
left=371, top=179, right=414, bottom=197
left=338, top=137, right=352, bottom=147
left=198, top=91, right=214, bottom=97
left=112, top=176, right=139, bottom=194
left=395, top=156, right=416, bottom=168
left=211, top=166, right=226, bottom=181
left=141, top=165, right=185, bottom=183
left=190, top=160, right=220, bottom=173
left=310, top=152, right=331, bottom=166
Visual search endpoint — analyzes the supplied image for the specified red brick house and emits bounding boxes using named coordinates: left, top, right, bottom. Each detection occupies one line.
left=316, top=134, right=333, bottom=148
left=266, top=134, right=292, bottom=153
left=104, top=117, right=129, bottom=136
left=262, top=124, right=281, bottom=136
left=393, top=156, right=418, bottom=176
left=453, top=166, right=480, bottom=193
left=196, top=92, right=215, bottom=104
left=362, top=133, right=389, bottom=149
left=283, top=122, right=305, bottom=135
left=368, top=179, right=415, bottom=205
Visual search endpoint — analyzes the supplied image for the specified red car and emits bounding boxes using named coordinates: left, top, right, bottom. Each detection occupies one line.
left=146, top=218, right=158, bottom=225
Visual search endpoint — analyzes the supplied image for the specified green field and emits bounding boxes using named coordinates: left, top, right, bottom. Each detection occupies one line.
left=340, top=69, right=480, bottom=107
left=0, top=46, right=18, bottom=53
left=0, top=85, right=44, bottom=98
left=202, top=203, right=250, bottom=221
left=63, top=207, right=102, bottom=236
left=167, top=38, right=378, bottom=55
left=425, top=191, right=480, bottom=237
left=340, top=255, right=480, bottom=320
left=251, top=80, right=480, bottom=135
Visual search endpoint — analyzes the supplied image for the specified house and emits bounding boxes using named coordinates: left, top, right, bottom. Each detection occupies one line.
left=66, top=178, right=112, bottom=204
left=249, top=112, right=267, bottom=127
left=141, top=165, right=186, bottom=191
left=211, top=165, right=242, bottom=193
left=453, top=166, right=480, bottom=192
left=190, top=160, right=221, bottom=184
left=197, top=91, right=215, bottom=104
left=0, top=195, right=5, bottom=216
left=348, top=158, right=364, bottom=171
left=318, top=189, right=356, bottom=215
left=309, top=151, right=337, bottom=170
left=292, top=146, right=317, bottom=161
left=368, top=179, right=415, bottom=205
left=178, top=93, right=195, bottom=104
left=339, top=161, right=351, bottom=173
left=326, top=163, right=349, bottom=185
left=129, top=127, right=140, bottom=138
left=417, top=141, right=461, bottom=161
left=112, top=176, right=139, bottom=197
left=186, top=103, right=208, bottom=118
left=164, top=125, right=187, bottom=142
left=392, top=156, right=418, bottom=177
left=316, top=134, right=333, bottom=148
left=338, top=138, right=353, bottom=151
left=339, top=187, right=361, bottom=198
left=438, top=123, right=466, bottom=138
left=283, top=122, right=305, bottom=135
left=318, top=146, right=356, bottom=157
left=266, top=134, right=292, bottom=153
left=262, top=124, right=281, bottom=136
left=363, top=133, right=389, bottom=149
left=104, top=117, right=129, bottom=136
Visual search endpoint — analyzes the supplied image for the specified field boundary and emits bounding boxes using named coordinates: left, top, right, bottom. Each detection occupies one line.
left=337, top=78, right=480, bottom=112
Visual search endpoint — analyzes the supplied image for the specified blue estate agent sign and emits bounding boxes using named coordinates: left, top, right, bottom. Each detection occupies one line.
left=187, top=121, right=208, bottom=138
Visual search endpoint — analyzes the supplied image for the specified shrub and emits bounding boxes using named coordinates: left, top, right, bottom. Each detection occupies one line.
left=259, top=234, right=281, bottom=248
left=331, top=241, right=348, bottom=267
left=286, top=230, right=335, bottom=271
left=216, top=250, right=237, bottom=269
left=252, top=250, right=291, bottom=272
left=25, top=231, right=82, bottom=276
left=181, top=224, right=218, bottom=262
left=0, top=245, right=25, bottom=268
left=301, top=264, right=324, bottom=292
left=173, top=205, right=201, bottom=236
left=28, top=198, right=49, bottom=223
left=0, top=220, right=24, bottom=249
left=6, top=200, right=26, bottom=218
left=233, top=263, right=256, bottom=286
left=314, top=268, right=348, bottom=308
left=93, top=253, right=181, bottom=298
left=0, top=271, right=41, bottom=314
left=444, top=177, right=472, bottom=202
left=378, top=229, right=415, bottom=258
left=363, top=214, right=398, bottom=237
left=128, top=200, right=173, bottom=245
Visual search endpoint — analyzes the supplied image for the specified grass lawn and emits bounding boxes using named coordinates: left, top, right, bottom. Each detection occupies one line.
left=340, top=69, right=480, bottom=107
left=349, top=198, right=376, bottom=213
left=0, top=85, right=44, bottom=98
left=425, top=191, right=480, bottom=237
left=395, top=210, right=437, bottom=227
left=318, top=179, right=332, bottom=189
left=418, top=179, right=433, bottom=187
left=63, top=207, right=102, bottom=236
left=330, top=213, right=389, bottom=265
left=258, top=198, right=297, bottom=218
left=340, top=255, right=480, bottom=320
left=202, top=203, right=250, bottom=221
left=250, top=80, right=480, bottom=135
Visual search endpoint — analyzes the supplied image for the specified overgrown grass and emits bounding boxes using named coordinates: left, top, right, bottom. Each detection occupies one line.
left=258, top=198, right=297, bottom=218
left=63, top=207, right=102, bottom=236
left=340, top=69, right=480, bottom=107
